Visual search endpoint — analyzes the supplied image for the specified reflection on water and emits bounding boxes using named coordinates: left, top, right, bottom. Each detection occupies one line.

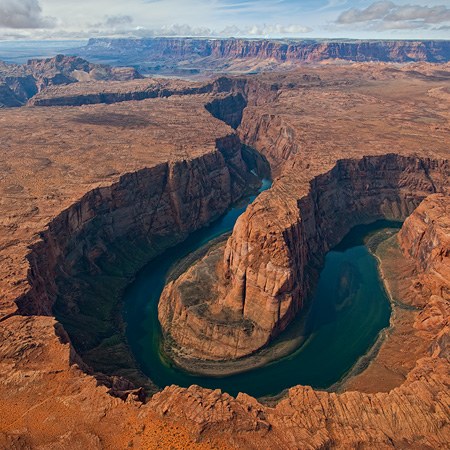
left=124, top=191, right=398, bottom=397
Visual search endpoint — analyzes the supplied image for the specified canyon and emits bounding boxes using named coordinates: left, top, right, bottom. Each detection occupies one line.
left=0, top=57, right=449, bottom=449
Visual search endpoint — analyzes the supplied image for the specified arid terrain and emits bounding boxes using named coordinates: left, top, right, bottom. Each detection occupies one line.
left=0, top=55, right=449, bottom=449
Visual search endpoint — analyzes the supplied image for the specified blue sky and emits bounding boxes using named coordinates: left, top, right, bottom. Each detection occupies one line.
left=0, top=0, right=449, bottom=40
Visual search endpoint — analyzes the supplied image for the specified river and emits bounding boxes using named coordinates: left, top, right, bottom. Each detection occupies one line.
left=123, top=181, right=397, bottom=398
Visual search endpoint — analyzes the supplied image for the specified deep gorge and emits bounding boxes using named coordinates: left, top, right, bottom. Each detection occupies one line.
left=11, top=85, right=450, bottom=400
left=14, top=131, right=265, bottom=393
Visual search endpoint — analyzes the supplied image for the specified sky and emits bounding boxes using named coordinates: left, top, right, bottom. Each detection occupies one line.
left=0, top=0, right=449, bottom=40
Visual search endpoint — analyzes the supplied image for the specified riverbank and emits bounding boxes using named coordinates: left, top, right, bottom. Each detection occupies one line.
left=339, top=232, right=429, bottom=393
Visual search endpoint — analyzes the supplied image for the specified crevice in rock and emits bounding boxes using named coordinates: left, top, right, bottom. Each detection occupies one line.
left=205, top=93, right=247, bottom=129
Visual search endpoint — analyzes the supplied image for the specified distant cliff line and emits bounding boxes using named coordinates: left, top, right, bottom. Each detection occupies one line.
left=79, top=37, right=450, bottom=63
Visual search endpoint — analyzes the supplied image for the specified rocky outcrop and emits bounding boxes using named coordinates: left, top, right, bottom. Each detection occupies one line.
left=0, top=55, right=141, bottom=106
left=28, top=75, right=250, bottom=107
left=398, top=194, right=450, bottom=319
left=399, top=194, right=449, bottom=294
left=151, top=357, right=450, bottom=449
left=159, top=155, right=449, bottom=363
left=26, top=54, right=141, bottom=83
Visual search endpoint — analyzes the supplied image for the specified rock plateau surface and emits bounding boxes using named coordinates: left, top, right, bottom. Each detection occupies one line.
left=0, top=54, right=141, bottom=107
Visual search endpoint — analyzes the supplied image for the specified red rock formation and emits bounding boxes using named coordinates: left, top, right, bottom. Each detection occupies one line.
left=151, top=194, right=450, bottom=448
left=28, top=76, right=250, bottom=107
left=399, top=193, right=450, bottom=302
left=12, top=132, right=258, bottom=389
left=159, top=155, right=449, bottom=363
left=0, top=55, right=141, bottom=106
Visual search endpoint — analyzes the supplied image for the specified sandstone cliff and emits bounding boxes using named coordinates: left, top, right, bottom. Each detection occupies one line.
left=28, top=77, right=248, bottom=108
left=78, top=38, right=450, bottom=68
left=14, top=133, right=257, bottom=388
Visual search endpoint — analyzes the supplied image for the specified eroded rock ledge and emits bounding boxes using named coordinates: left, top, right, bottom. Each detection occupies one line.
left=159, top=155, right=449, bottom=365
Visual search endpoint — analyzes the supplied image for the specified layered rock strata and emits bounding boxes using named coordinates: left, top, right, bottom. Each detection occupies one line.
left=159, top=155, right=449, bottom=362
left=77, top=38, right=450, bottom=68
left=399, top=194, right=450, bottom=307
left=28, top=76, right=248, bottom=107
left=15, top=133, right=258, bottom=388
left=18, top=134, right=252, bottom=316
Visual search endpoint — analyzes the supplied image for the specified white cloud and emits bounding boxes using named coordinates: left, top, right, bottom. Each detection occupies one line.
left=385, top=4, right=450, bottom=23
left=338, top=1, right=395, bottom=23
left=246, top=24, right=313, bottom=35
left=0, top=0, right=56, bottom=29
left=104, top=15, right=133, bottom=27
left=337, top=1, right=450, bottom=29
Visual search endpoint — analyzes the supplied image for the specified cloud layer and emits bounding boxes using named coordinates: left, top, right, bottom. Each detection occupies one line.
left=0, top=0, right=55, bottom=28
left=337, top=1, right=450, bottom=29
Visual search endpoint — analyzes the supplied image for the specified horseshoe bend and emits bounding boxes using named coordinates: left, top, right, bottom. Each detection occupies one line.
left=1, top=55, right=450, bottom=448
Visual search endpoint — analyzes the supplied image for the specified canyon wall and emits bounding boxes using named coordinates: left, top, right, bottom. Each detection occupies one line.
left=14, top=134, right=257, bottom=384
left=398, top=193, right=450, bottom=319
left=159, top=155, right=449, bottom=362
left=80, top=38, right=450, bottom=64
left=238, top=110, right=299, bottom=172
left=399, top=194, right=449, bottom=285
